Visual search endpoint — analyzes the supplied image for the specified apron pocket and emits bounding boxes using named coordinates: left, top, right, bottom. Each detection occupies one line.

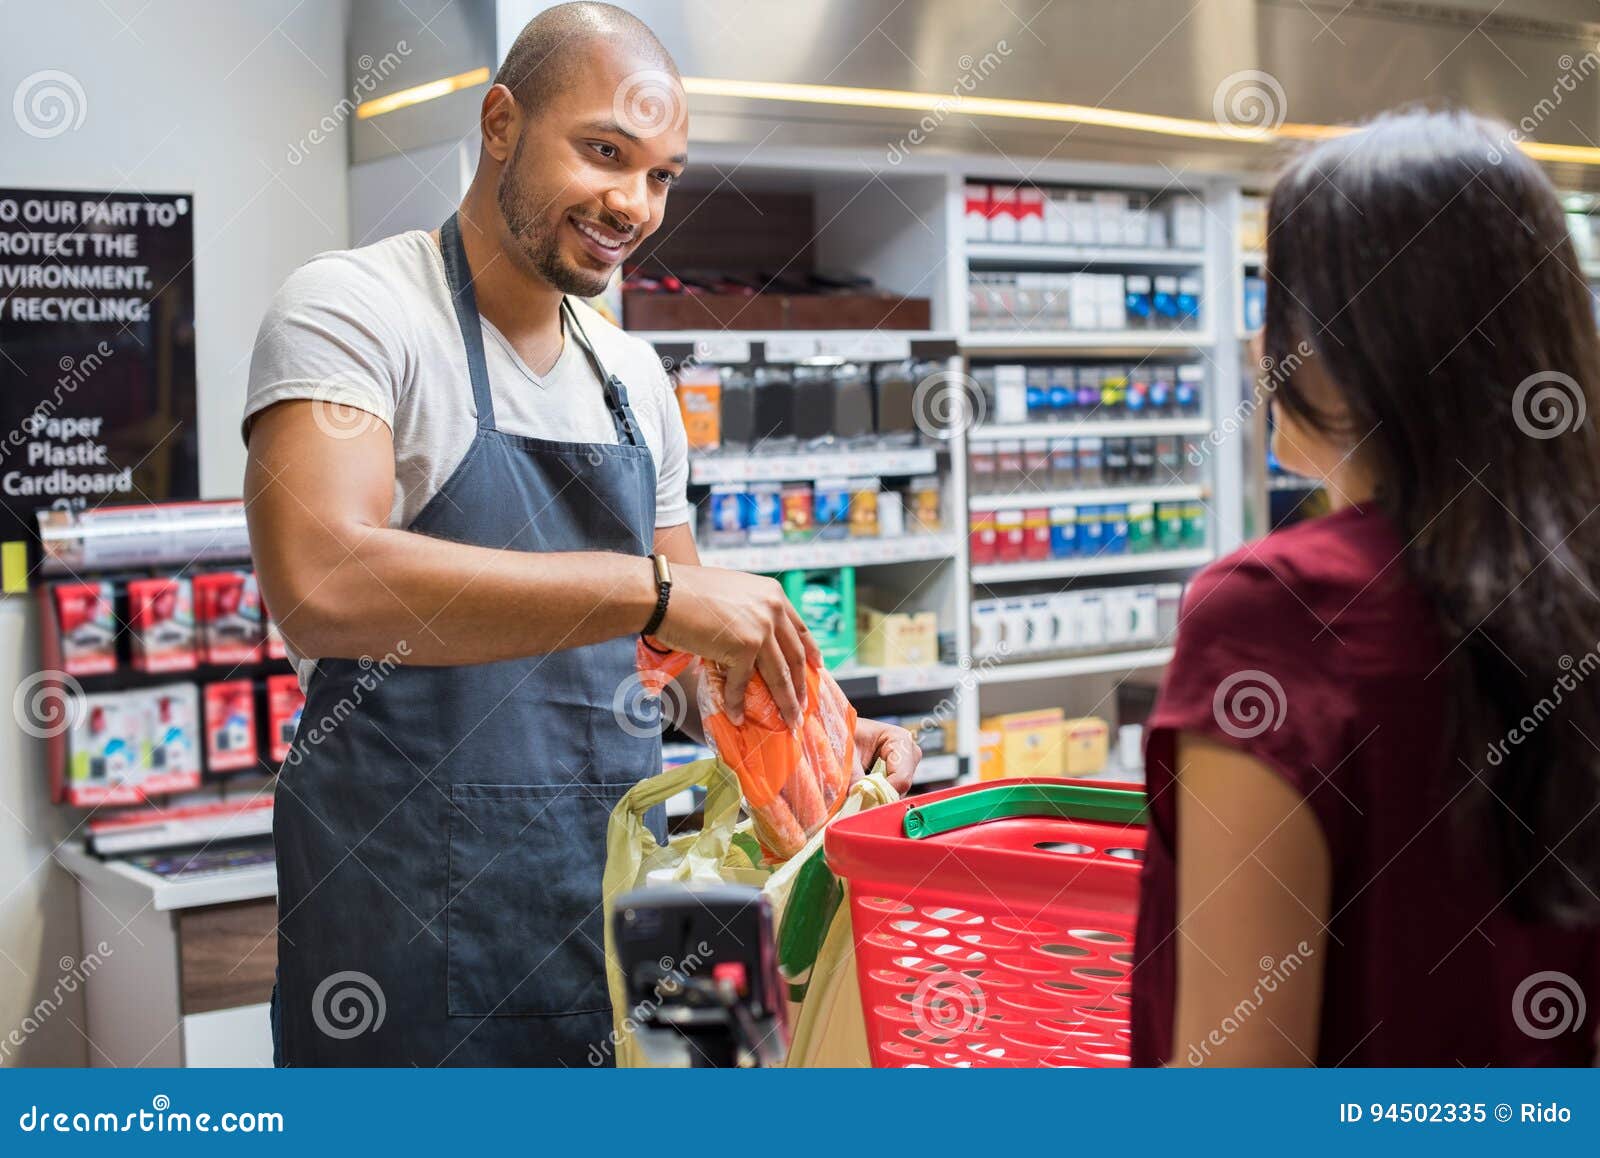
left=446, top=781, right=626, bottom=1018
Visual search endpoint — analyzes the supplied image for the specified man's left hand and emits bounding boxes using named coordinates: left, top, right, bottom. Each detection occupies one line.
left=855, top=717, right=921, bottom=795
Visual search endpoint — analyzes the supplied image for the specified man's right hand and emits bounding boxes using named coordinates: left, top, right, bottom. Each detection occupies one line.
left=650, top=564, right=821, bottom=729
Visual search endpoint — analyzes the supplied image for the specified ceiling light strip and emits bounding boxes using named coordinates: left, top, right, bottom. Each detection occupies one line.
left=355, top=66, right=492, bottom=120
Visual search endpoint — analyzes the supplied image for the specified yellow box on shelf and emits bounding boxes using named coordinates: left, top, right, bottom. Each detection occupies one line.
left=979, top=709, right=1065, bottom=780
left=855, top=604, right=939, bottom=669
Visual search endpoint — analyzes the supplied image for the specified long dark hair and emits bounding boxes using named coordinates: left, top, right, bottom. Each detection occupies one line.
left=1263, top=108, right=1600, bottom=924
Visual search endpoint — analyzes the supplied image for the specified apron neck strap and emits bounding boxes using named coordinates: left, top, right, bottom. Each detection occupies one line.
left=439, top=212, right=497, bottom=432
left=561, top=298, right=642, bottom=448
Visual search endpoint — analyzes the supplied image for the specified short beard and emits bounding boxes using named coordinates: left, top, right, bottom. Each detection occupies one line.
left=496, top=134, right=613, bottom=298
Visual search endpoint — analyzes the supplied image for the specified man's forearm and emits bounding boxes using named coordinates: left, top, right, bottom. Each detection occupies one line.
left=267, top=523, right=659, bottom=665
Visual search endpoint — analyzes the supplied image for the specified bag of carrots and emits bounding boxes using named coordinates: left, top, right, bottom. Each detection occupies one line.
left=636, top=639, right=858, bottom=861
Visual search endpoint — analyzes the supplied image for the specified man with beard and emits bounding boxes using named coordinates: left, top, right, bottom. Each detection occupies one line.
left=243, top=2, right=919, bottom=1066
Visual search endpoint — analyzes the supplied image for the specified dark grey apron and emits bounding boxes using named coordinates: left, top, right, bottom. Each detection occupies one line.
left=271, top=213, right=664, bottom=1066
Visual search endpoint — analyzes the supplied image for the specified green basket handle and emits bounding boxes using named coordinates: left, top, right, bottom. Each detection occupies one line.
left=902, top=782, right=1148, bottom=839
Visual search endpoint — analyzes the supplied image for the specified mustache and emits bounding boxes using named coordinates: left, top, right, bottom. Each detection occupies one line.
left=570, top=211, right=636, bottom=240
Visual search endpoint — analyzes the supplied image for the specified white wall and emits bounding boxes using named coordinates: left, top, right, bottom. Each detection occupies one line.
left=0, top=0, right=349, bottom=1065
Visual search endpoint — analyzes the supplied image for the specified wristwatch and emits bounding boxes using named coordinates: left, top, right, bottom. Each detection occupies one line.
left=641, top=552, right=673, bottom=641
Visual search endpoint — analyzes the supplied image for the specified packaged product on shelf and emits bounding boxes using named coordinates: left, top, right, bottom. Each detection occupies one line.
left=204, top=679, right=258, bottom=773
left=634, top=642, right=857, bottom=861
left=856, top=601, right=938, bottom=668
left=752, top=365, right=795, bottom=448
left=1049, top=437, right=1076, bottom=487
left=1022, top=507, right=1051, bottom=561
left=1068, top=190, right=1097, bottom=245
left=193, top=570, right=265, bottom=665
left=813, top=477, right=851, bottom=541
left=1099, top=366, right=1128, bottom=415
left=792, top=365, right=834, bottom=444
left=971, top=600, right=1002, bottom=657
left=782, top=566, right=856, bottom=669
left=872, top=361, right=917, bottom=442
left=1156, top=582, right=1184, bottom=638
left=877, top=490, right=905, bottom=538
left=1177, top=364, right=1205, bottom=415
left=1171, top=196, right=1206, bottom=249
left=1102, top=436, right=1131, bottom=483
left=1071, top=589, right=1107, bottom=649
left=1075, top=365, right=1101, bottom=412
left=994, top=509, right=1024, bottom=562
left=1026, top=595, right=1059, bottom=652
left=746, top=481, right=784, bottom=545
left=1125, top=368, right=1150, bottom=417
left=67, top=692, right=143, bottom=804
left=1155, top=435, right=1181, bottom=479
left=969, top=509, right=997, bottom=565
left=1000, top=598, right=1032, bottom=654
left=968, top=446, right=996, bottom=495
left=1097, top=274, right=1127, bottom=330
left=267, top=673, right=305, bottom=764
left=142, top=683, right=201, bottom=794
left=1156, top=501, right=1185, bottom=549
left=1025, top=366, right=1050, bottom=417
left=1076, top=504, right=1105, bottom=556
left=964, top=183, right=991, bottom=241
left=1022, top=438, right=1050, bottom=485
left=1102, top=588, right=1135, bottom=646
left=1062, top=717, right=1110, bottom=776
left=1127, top=501, right=1157, bottom=553
left=993, top=708, right=1066, bottom=778
left=1044, top=274, right=1072, bottom=328
left=1093, top=191, right=1125, bottom=245
left=1130, top=585, right=1160, bottom=643
left=1044, top=189, right=1071, bottom=244
left=1146, top=201, right=1169, bottom=248
left=1149, top=366, right=1176, bottom=414
left=966, top=275, right=991, bottom=331
left=1177, top=275, right=1203, bottom=327
left=1153, top=275, right=1180, bottom=325
left=1047, top=366, right=1073, bottom=416
left=1050, top=506, right=1077, bottom=558
left=846, top=478, right=880, bottom=538
left=707, top=483, right=747, bottom=546
left=906, top=475, right=942, bottom=532
left=1123, top=194, right=1150, bottom=247
left=993, top=439, right=1024, bottom=492
left=1243, top=276, right=1267, bottom=332
left=1124, top=274, right=1153, bottom=327
left=1103, top=503, right=1130, bottom=554
left=1016, top=187, right=1046, bottom=243
left=53, top=581, right=117, bottom=676
left=1014, top=273, right=1044, bottom=323
left=1075, top=436, right=1104, bottom=486
left=833, top=363, right=874, bottom=442
left=1182, top=501, right=1207, bottom=547
left=719, top=366, right=755, bottom=451
left=127, top=576, right=196, bottom=673
left=1130, top=436, right=1157, bottom=482
left=1069, top=273, right=1098, bottom=329
left=992, top=363, right=1028, bottom=424
left=988, top=185, right=1019, bottom=243
left=780, top=481, right=814, bottom=541
left=674, top=364, right=722, bottom=451
left=977, top=723, right=1005, bottom=781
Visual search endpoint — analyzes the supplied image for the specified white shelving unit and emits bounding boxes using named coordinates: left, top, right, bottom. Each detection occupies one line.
left=977, top=483, right=1204, bottom=511
left=974, top=647, right=1177, bottom=685
left=966, top=243, right=1207, bottom=267
left=698, top=532, right=958, bottom=573
left=969, top=418, right=1211, bottom=440
left=690, top=447, right=936, bottom=485
left=971, top=549, right=1213, bottom=585
left=961, top=330, right=1212, bottom=352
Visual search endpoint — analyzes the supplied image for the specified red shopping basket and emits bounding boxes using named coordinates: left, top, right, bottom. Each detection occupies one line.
left=824, top=777, right=1147, bottom=1068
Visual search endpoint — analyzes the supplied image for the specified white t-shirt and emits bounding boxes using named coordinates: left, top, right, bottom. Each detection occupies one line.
left=243, top=229, right=689, bottom=532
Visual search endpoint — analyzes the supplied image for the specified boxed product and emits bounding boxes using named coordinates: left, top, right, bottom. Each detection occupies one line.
left=67, top=692, right=143, bottom=804
left=707, top=484, right=747, bottom=546
left=782, top=567, right=856, bottom=670
left=193, top=571, right=265, bottom=665
left=1093, top=191, right=1125, bottom=245
left=1171, top=196, right=1206, bottom=248
left=127, top=576, right=196, bottom=673
left=992, top=363, right=1028, bottom=424
left=846, top=478, right=880, bottom=538
left=142, top=683, right=202, bottom=794
left=53, top=581, right=117, bottom=676
left=1016, top=187, right=1046, bottom=243
left=985, top=709, right=1066, bottom=779
left=1062, top=717, right=1110, bottom=776
left=1044, top=189, right=1072, bottom=244
left=1068, top=191, right=1097, bottom=245
left=204, top=679, right=258, bottom=772
left=972, top=600, right=1002, bottom=658
left=964, top=183, right=991, bottom=241
left=267, top=673, right=306, bottom=763
left=969, top=510, right=997, bottom=566
left=877, top=490, right=905, bottom=538
left=780, top=481, right=814, bottom=541
left=1022, top=508, right=1051, bottom=561
left=995, top=509, right=1024, bottom=562
left=856, top=602, right=938, bottom=668
left=977, top=723, right=1005, bottom=781
left=989, top=185, right=1019, bottom=242
left=674, top=365, right=722, bottom=451
left=745, top=481, right=783, bottom=546
left=813, top=478, right=851, bottom=541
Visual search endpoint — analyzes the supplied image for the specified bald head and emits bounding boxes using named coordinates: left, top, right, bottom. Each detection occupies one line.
left=494, top=2, right=679, bottom=115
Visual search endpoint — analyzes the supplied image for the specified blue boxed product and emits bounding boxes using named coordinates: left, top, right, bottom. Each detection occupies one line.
left=1026, top=368, right=1050, bottom=417
left=1103, top=503, right=1130, bottom=554
left=708, top=485, right=747, bottom=545
left=746, top=482, right=783, bottom=545
left=813, top=478, right=851, bottom=541
left=1125, top=275, right=1153, bottom=326
left=1049, top=506, right=1077, bottom=559
left=1243, top=276, right=1267, bottom=332
left=1048, top=369, right=1073, bottom=417
left=1076, top=504, right=1105, bottom=556
left=1153, top=276, right=1180, bottom=324
left=1148, top=368, right=1174, bottom=414
left=1177, top=275, right=1202, bottom=327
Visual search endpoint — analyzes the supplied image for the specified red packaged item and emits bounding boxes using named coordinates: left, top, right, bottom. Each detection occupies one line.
left=193, top=571, right=265, bottom=664
left=53, top=581, right=117, bottom=675
left=204, top=679, right=257, bottom=772
left=995, top=509, right=1025, bottom=562
left=266, top=673, right=305, bottom=763
left=127, top=577, right=196, bottom=673
left=636, top=640, right=859, bottom=861
left=969, top=510, right=997, bottom=566
left=1023, top=508, right=1052, bottom=561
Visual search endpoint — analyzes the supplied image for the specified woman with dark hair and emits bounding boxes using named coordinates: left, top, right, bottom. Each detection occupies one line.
left=1131, top=108, right=1600, bottom=1066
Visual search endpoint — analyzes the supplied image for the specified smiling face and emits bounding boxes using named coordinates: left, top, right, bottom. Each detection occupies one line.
left=489, top=39, right=687, bottom=298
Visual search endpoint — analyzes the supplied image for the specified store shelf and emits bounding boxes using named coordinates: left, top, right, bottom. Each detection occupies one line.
left=972, top=548, right=1212, bottom=584
left=912, top=753, right=963, bottom=785
left=961, top=330, right=1212, bottom=352
left=976, top=483, right=1204, bottom=511
left=55, top=842, right=277, bottom=911
left=969, top=418, right=1212, bottom=441
left=632, top=330, right=959, bottom=363
left=974, top=646, right=1175, bottom=685
left=832, top=662, right=964, bottom=699
left=699, top=533, right=958, bottom=572
left=690, top=446, right=937, bottom=485
left=967, top=242, right=1206, bottom=266
left=1268, top=475, right=1323, bottom=492
left=1240, top=249, right=1266, bottom=267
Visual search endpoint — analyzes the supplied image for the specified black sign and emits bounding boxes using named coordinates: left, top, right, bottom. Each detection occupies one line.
left=0, top=188, right=199, bottom=555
